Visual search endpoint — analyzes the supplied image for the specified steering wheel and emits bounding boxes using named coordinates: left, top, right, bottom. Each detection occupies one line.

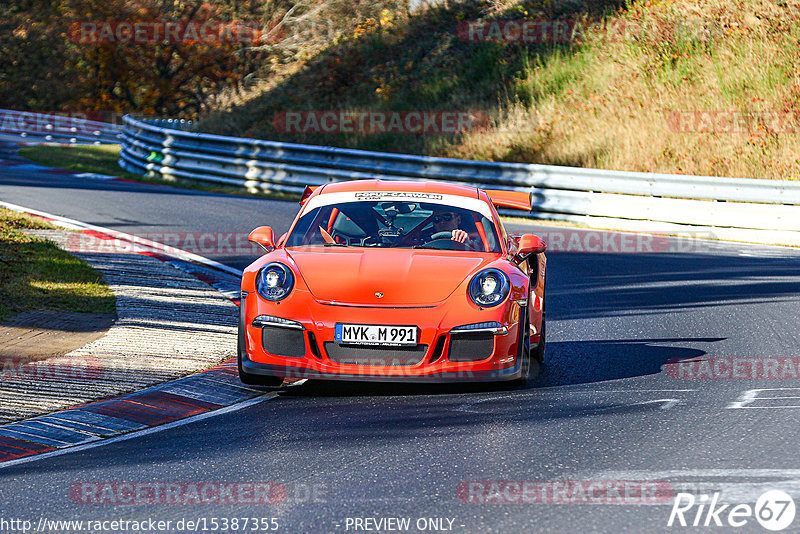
left=416, top=233, right=472, bottom=251
left=431, top=231, right=456, bottom=241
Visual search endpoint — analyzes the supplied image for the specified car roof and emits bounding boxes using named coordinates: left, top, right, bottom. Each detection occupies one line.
left=318, top=179, right=481, bottom=199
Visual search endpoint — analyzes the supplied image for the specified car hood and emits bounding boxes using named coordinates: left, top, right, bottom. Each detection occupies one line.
left=287, top=248, right=494, bottom=306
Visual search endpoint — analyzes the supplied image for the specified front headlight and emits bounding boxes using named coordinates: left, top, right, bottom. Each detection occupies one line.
left=255, top=262, right=294, bottom=301
left=468, top=268, right=510, bottom=307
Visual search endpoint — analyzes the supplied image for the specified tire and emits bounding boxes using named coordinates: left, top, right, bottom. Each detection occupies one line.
left=532, top=312, right=546, bottom=364
left=509, top=307, right=532, bottom=387
left=238, top=302, right=283, bottom=387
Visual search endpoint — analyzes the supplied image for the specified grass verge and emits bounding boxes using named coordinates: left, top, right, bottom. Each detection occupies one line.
left=17, top=144, right=141, bottom=179
left=0, top=207, right=116, bottom=322
left=17, top=144, right=301, bottom=201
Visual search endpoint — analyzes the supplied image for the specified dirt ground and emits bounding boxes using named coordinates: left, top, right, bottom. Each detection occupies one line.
left=0, top=310, right=115, bottom=363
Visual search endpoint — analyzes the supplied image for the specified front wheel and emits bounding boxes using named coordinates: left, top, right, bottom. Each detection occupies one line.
left=532, top=312, right=545, bottom=364
left=238, top=354, right=283, bottom=387
left=509, top=308, right=532, bottom=387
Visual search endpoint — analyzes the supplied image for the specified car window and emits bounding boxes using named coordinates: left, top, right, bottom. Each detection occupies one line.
left=285, top=200, right=502, bottom=253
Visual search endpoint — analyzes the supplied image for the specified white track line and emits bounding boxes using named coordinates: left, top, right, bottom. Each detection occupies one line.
left=0, top=200, right=243, bottom=277
left=0, top=393, right=278, bottom=470
left=0, top=200, right=259, bottom=468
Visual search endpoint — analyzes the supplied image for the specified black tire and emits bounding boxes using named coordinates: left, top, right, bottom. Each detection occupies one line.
left=238, top=303, right=283, bottom=387
left=533, top=312, right=546, bottom=364
left=509, top=307, right=532, bottom=387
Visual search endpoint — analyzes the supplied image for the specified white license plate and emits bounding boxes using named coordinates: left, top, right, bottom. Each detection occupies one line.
left=335, top=324, right=417, bottom=346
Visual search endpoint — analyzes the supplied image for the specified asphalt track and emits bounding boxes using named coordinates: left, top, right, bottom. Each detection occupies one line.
left=2, top=143, right=800, bottom=533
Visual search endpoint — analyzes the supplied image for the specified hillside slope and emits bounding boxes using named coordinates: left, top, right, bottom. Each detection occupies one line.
left=196, top=0, right=800, bottom=181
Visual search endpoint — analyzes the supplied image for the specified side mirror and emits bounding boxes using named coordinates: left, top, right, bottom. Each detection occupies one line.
left=276, top=232, right=288, bottom=247
left=248, top=226, right=275, bottom=252
left=518, top=234, right=546, bottom=259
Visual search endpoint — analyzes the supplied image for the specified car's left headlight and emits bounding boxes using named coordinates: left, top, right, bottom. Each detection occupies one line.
left=255, top=262, right=294, bottom=301
left=468, top=268, right=510, bottom=307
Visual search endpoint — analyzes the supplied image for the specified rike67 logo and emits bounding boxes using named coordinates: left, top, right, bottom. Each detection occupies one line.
left=668, top=490, right=796, bottom=531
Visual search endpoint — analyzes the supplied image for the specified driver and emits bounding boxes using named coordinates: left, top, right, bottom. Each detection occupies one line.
left=428, top=208, right=479, bottom=248
left=432, top=209, right=468, bottom=244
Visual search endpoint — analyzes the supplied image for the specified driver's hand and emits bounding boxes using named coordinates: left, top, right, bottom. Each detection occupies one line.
left=451, top=229, right=468, bottom=244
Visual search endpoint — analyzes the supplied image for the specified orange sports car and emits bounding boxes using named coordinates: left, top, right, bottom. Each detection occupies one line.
left=238, top=179, right=547, bottom=385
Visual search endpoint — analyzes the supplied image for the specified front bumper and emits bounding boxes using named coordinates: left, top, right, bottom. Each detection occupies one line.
left=239, top=355, right=525, bottom=383
left=241, top=291, right=526, bottom=383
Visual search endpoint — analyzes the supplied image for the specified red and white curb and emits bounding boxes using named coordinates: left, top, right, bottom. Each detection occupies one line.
left=0, top=200, right=289, bottom=467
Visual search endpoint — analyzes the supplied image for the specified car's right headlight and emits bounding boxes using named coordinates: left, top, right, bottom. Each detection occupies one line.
left=255, top=262, right=294, bottom=301
left=468, top=268, right=510, bottom=307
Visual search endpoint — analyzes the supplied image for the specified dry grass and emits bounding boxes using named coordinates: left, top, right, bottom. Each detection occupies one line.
left=454, top=0, right=800, bottom=179
left=196, top=0, right=800, bottom=181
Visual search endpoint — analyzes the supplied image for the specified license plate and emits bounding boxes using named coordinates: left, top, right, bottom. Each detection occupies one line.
left=335, top=324, right=417, bottom=346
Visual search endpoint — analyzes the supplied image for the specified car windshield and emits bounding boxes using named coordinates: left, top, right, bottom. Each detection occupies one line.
left=285, top=199, right=502, bottom=253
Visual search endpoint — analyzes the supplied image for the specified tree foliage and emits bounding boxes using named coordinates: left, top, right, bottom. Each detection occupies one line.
left=0, top=0, right=78, bottom=111
left=0, top=0, right=408, bottom=118
left=1, top=0, right=288, bottom=116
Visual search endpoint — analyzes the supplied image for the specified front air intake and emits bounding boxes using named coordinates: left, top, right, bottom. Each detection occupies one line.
left=447, top=333, right=494, bottom=362
left=324, top=343, right=428, bottom=366
left=262, top=326, right=306, bottom=358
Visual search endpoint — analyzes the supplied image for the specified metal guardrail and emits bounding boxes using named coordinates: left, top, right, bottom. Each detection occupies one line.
left=0, top=109, right=123, bottom=145
left=147, top=118, right=194, bottom=131
left=118, top=114, right=800, bottom=246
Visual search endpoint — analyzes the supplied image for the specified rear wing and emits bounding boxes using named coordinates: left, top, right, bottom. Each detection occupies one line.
left=300, top=185, right=320, bottom=205
left=484, top=189, right=532, bottom=212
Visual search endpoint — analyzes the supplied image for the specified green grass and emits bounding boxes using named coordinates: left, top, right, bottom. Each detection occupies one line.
left=18, top=144, right=142, bottom=179
left=0, top=208, right=116, bottom=322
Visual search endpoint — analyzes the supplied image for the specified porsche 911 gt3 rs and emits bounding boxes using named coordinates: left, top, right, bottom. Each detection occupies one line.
left=238, top=179, right=546, bottom=385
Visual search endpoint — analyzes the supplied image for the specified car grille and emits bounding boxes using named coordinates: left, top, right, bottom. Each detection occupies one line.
left=447, top=332, right=494, bottom=362
left=324, top=343, right=428, bottom=366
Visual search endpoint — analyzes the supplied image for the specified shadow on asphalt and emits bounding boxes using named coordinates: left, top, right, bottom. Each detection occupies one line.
left=275, top=337, right=722, bottom=397
left=547, top=251, right=800, bottom=321
left=529, top=337, right=723, bottom=388
left=276, top=379, right=517, bottom=398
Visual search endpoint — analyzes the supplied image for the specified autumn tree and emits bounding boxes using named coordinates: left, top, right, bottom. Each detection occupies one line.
left=1, top=0, right=409, bottom=118
left=62, top=0, right=285, bottom=117
left=0, top=0, right=79, bottom=110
